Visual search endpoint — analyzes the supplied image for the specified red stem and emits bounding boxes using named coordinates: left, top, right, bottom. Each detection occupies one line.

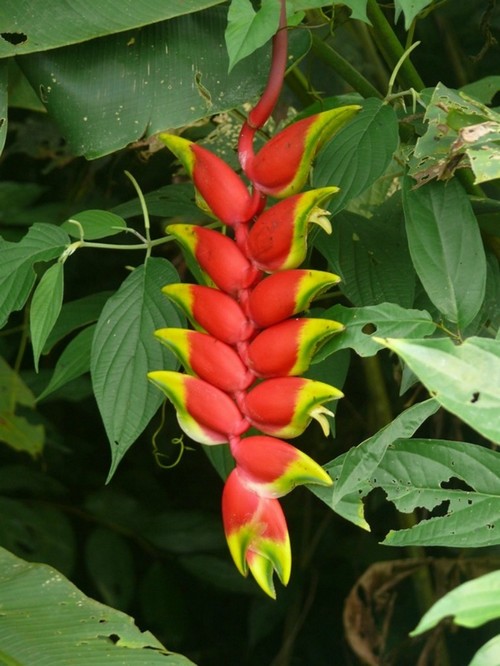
left=238, top=0, right=288, bottom=175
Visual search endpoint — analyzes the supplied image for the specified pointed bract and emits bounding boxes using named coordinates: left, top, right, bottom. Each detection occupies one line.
left=148, top=371, right=249, bottom=444
left=167, top=224, right=260, bottom=295
left=231, top=435, right=332, bottom=498
left=246, top=188, right=338, bottom=272
left=160, top=134, right=255, bottom=225
left=246, top=317, right=344, bottom=377
left=222, top=468, right=291, bottom=598
left=242, top=377, right=343, bottom=438
left=246, top=106, right=360, bottom=197
left=162, top=283, right=254, bottom=345
left=248, top=269, right=341, bottom=328
left=154, top=328, right=254, bottom=392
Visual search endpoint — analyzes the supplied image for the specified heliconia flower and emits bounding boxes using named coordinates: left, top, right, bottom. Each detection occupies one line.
left=147, top=371, right=249, bottom=445
left=242, top=377, right=343, bottom=439
left=230, top=435, right=332, bottom=498
left=247, top=269, right=341, bottom=328
left=246, top=187, right=338, bottom=272
left=162, top=283, right=254, bottom=345
left=222, top=467, right=291, bottom=598
left=246, top=317, right=344, bottom=377
left=160, top=133, right=255, bottom=225
left=154, top=328, right=254, bottom=393
left=166, top=224, right=260, bottom=295
left=244, top=106, right=360, bottom=198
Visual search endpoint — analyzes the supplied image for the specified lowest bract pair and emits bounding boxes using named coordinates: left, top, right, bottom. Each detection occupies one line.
left=148, top=39, right=359, bottom=595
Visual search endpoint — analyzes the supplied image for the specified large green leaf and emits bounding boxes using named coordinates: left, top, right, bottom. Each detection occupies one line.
left=0, top=546, right=195, bottom=665
left=0, top=223, right=69, bottom=328
left=316, top=303, right=436, bottom=359
left=313, top=98, right=399, bottom=214
left=90, top=258, right=182, bottom=479
left=0, top=1, right=225, bottom=57
left=61, top=210, right=128, bottom=240
left=311, top=399, right=439, bottom=529
left=378, top=336, right=500, bottom=444
left=18, top=10, right=309, bottom=158
left=402, top=177, right=487, bottom=328
left=319, top=194, right=416, bottom=307
left=316, top=435, right=500, bottom=548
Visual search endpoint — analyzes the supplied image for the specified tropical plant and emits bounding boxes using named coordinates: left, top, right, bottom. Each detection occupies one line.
left=0, top=0, right=499, bottom=664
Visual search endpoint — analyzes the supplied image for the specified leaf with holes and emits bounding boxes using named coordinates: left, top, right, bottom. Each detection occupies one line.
left=0, top=0, right=226, bottom=56
left=0, top=546, right=196, bottom=664
left=315, top=303, right=435, bottom=360
left=380, top=439, right=500, bottom=548
left=91, top=258, right=183, bottom=480
left=377, top=336, right=500, bottom=444
left=310, top=399, right=439, bottom=529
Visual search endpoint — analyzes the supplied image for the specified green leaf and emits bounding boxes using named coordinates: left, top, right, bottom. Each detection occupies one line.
left=62, top=210, right=127, bottom=240
left=85, top=528, right=135, bottom=610
left=37, top=325, right=95, bottom=402
left=18, top=9, right=308, bottom=158
left=141, top=510, right=225, bottom=554
left=318, top=194, right=416, bottom=307
left=394, top=0, right=434, bottom=29
left=313, top=98, right=399, bottom=214
left=412, top=570, right=500, bottom=635
left=225, top=0, right=281, bottom=71
left=470, top=636, right=500, bottom=666
left=409, top=82, right=500, bottom=186
left=316, top=303, right=436, bottom=359
left=311, top=399, right=439, bottom=529
left=30, top=262, right=64, bottom=372
left=0, top=357, right=44, bottom=457
left=0, top=546, right=196, bottom=665
left=43, top=291, right=112, bottom=352
left=402, top=177, right=486, bottom=328
left=0, top=0, right=226, bottom=56
left=0, top=223, right=69, bottom=328
left=461, top=76, right=500, bottom=105
left=377, top=336, right=500, bottom=444
left=380, top=439, right=500, bottom=548
left=90, top=258, right=183, bottom=480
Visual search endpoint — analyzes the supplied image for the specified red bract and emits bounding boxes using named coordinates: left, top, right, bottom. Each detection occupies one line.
left=247, top=269, right=341, bottom=328
left=149, top=1, right=353, bottom=597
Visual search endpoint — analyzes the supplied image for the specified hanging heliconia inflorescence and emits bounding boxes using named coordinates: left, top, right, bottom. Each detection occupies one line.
left=148, top=0, right=360, bottom=597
